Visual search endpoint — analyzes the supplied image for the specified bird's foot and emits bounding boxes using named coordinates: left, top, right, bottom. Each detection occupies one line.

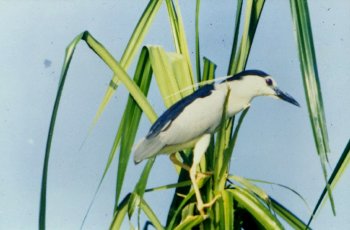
left=196, top=171, right=213, bottom=180
left=196, top=194, right=221, bottom=219
left=196, top=199, right=208, bottom=219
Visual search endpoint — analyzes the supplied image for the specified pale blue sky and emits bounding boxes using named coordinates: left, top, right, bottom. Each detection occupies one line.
left=1, top=1, right=349, bottom=229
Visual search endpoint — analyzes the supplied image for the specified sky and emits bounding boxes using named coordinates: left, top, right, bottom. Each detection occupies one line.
left=1, top=1, right=349, bottom=229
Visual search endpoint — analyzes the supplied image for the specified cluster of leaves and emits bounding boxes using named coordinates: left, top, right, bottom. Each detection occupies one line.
left=39, top=0, right=350, bottom=229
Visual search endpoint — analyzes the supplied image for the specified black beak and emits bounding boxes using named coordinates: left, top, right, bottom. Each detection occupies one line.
left=274, top=88, right=300, bottom=107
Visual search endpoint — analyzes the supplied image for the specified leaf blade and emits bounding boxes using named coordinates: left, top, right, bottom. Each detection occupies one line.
left=93, top=0, right=163, bottom=127
left=308, top=139, right=350, bottom=226
left=289, top=0, right=334, bottom=214
left=228, top=187, right=284, bottom=230
left=39, top=31, right=88, bottom=230
left=270, top=198, right=310, bottom=230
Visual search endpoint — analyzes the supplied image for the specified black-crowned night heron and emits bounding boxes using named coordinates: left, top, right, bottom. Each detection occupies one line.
left=133, top=69, right=300, bottom=216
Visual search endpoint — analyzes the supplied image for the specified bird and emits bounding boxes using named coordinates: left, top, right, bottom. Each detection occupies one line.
left=133, top=69, right=300, bottom=217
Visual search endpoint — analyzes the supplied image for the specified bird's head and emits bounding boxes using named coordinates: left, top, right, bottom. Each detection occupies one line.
left=225, top=70, right=300, bottom=107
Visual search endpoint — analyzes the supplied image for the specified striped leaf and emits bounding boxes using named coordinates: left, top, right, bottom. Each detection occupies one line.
left=230, top=0, right=265, bottom=74
left=308, top=139, right=350, bottom=226
left=165, top=0, right=195, bottom=84
left=39, top=31, right=86, bottom=230
left=228, top=187, right=284, bottom=230
left=39, top=31, right=158, bottom=229
left=270, top=198, right=309, bottom=230
left=110, top=194, right=130, bottom=230
left=289, top=0, right=334, bottom=214
left=97, top=0, right=163, bottom=124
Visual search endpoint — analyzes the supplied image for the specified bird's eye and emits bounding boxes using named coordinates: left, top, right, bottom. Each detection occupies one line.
left=265, top=78, right=273, bottom=86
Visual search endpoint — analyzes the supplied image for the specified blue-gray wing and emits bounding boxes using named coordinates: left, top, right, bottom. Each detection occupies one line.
left=146, top=84, right=215, bottom=139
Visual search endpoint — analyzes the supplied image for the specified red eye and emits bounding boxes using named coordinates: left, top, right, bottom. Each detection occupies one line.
left=265, top=78, right=273, bottom=86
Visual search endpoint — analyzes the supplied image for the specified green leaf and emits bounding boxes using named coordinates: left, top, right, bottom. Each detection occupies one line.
left=180, top=203, right=196, bottom=222
left=308, top=139, right=350, bottom=226
left=228, top=187, right=284, bottom=230
left=199, top=58, right=217, bottom=199
left=148, top=46, right=194, bottom=107
left=39, top=31, right=86, bottom=230
left=221, top=108, right=249, bottom=178
left=98, top=0, right=162, bottom=123
left=229, top=176, right=309, bottom=229
left=245, top=177, right=311, bottom=214
left=110, top=194, right=131, bottom=230
left=195, top=0, right=201, bottom=83
left=82, top=32, right=157, bottom=120
left=120, top=0, right=163, bottom=69
left=115, top=47, right=153, bottom=207
left=139, top=197, right=164, bottom=230
left=289, top=0, right=334, bottom=214
left=220, top=190, right=234, bottom=230
left=270, top=198, right=310, bottom=230
left=173, top=215, right=204, bottom=230
left=227, top=0, right=243, bottom=75
left=40, top=31, right=158, bottom=229
left=230, top=176, right=270, bottom=203
left=81, top=48, right=153, bottom=226
left=128, top=193, right=141, bottom=219
left=231, top=0, right=265, bottom=73
left=201, top=57, right=217, bottom=82
left=165, top=170, right=193, bottom=229
left=165, top=0, right=195, bottom=84
left=145, top=180, right=192, bottom=193
left=228, top=175, right=312, bottom=228
left=213, top=88, right=232, bottom=190
left=166, top=176, right=210, bottom=230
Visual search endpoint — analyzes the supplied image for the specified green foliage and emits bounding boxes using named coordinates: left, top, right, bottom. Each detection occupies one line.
left=290, top=0, right=334, bottom=214
left=40, top=0, right=350, bottom=229
left=307, top=140, right=350, bottom=226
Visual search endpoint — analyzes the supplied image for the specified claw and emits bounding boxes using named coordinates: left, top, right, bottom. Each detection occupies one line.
left=196, top=194, right=221, bottom=218
left=197, top=203, right=208, bottom=219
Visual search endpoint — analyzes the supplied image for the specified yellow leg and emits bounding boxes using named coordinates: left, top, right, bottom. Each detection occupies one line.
left=190, top=134, right=212, bottom=217
left=169, top=152, right=191, bottom=171
left=169, top=152, right=213, bottom=179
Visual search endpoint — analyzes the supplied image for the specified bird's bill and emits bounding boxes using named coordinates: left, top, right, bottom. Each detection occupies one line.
left=274, top=88, right=300, bottom=107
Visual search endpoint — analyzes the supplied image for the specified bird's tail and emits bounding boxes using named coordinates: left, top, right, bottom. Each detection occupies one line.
left=133, top=137, right=164, bottom=164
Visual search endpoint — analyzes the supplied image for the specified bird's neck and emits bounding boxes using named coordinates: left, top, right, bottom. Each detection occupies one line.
left=215, top=82, right=255, bottom=117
